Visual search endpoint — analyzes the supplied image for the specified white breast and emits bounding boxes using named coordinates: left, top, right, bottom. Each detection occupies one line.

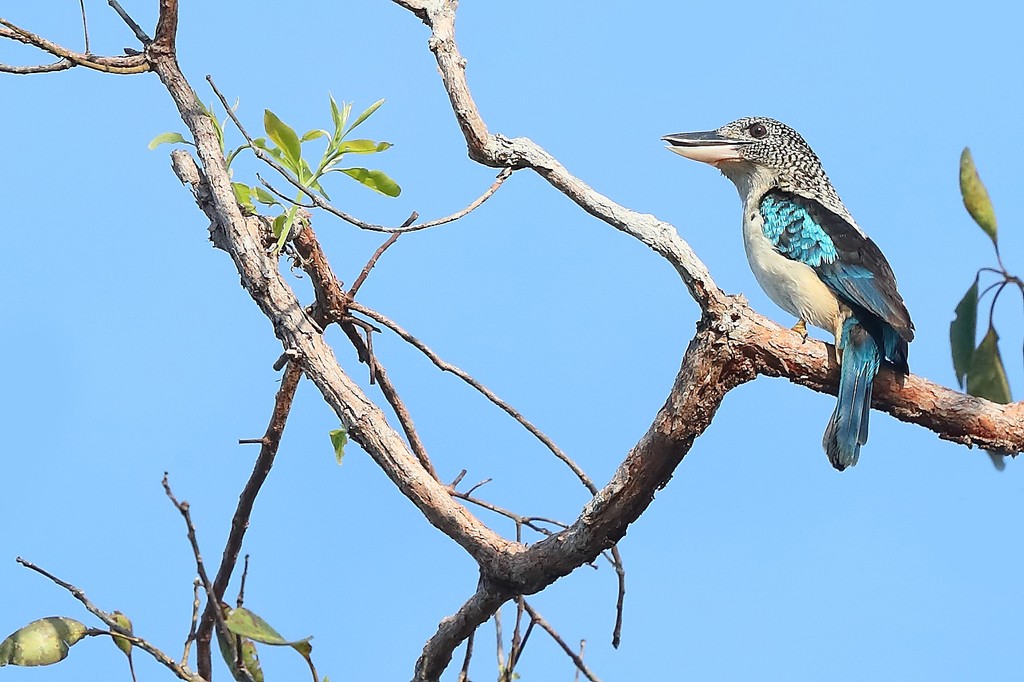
left=742, top=206, right=843, bottom=341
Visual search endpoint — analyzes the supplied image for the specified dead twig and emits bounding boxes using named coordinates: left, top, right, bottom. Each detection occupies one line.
left=195, top=360, right=303, bottom=679
left=522, top=601, right=600, bottom=682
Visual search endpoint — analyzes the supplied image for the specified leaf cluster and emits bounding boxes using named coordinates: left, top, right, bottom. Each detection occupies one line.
left=950, top=149, right=1021, bottom=468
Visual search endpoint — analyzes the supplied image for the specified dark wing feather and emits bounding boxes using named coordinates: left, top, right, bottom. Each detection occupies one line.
left=762, top=190, right=914, bottom=344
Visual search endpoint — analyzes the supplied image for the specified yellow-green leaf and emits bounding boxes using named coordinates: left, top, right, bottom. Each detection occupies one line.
left=959, top=148, right=998, bottom=244
left=225, top=607, right=312, bottom=656
left=329, top=427, right=347, bottom=464
left=264, top=109, right=302, bottom=171
left=110, top=611, right=133, bottom=657
left=345, top=98, right=385, bottom=134
left=148, top=131, right=189, bottom=150
left=949, top=278, right=978, bottom=389
left=966, top=325, right=1011, bottom=405
left=240, top=638, right=264, bottom=682
left=0, top=617, right=88, bottom=667
left=337, top=167, right=401, bottom=197
left=232, top=182, right=257, bottom=215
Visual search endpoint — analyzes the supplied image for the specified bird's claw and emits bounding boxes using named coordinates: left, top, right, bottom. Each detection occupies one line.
left=792, top=319, right=808, bottom=342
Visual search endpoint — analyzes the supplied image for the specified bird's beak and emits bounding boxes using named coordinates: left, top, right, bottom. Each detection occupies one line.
left=662, top=131, right=749, bottom=165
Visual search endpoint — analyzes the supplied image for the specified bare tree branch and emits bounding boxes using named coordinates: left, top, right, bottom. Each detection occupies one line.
left=0, top=17, right=148, bottom=73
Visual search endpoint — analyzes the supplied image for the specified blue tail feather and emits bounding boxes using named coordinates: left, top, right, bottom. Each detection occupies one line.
left=822, top=317, right=881, bottom=471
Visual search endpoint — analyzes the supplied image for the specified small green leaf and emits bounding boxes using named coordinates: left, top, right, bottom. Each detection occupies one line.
left=252, top=186, right=280, bottom=207
left=232, top=182, right=257, bottom=215
left=298, top=158, right=315, bottom=185
left=329, top=94, right=343, bottom=131
left=337, top=167, right=401, bottom=197
left=271, top=206, right=299, bottom=253
left=345, top=98, right=385, bottom=134
left=148, top=132, right=189, bottom=150
left=966, top=324, right=1012, bottom=405
left=264, top=109, right=302, bottom=171
left=301, top=129, right=329, bottom=143
left=329, top=427, right=347, bottom=464
left=110, top=611, right=133, bottom=658
left=950, top=277, right=978, bottom=388
left=111, top=611, right=137, bottom=682
left=338, top=101, right=352, bottom=136
left=240, top=638, right=264, bottom=682
left=0, top=617, right=88, bottom=667
left=225, top=144, right=249, bottom=168
left=334, top=139, right=392, bottom=155
left=959, top=147, right=998, bottom=245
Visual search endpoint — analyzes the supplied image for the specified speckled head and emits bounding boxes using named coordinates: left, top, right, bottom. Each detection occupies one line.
left=663, top=116, right=844, bottom=214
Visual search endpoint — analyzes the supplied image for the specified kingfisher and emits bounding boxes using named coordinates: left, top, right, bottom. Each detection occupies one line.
left=662, top=117, right=913, bottom=470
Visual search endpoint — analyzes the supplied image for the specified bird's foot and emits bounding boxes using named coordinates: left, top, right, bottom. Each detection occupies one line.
left=791, top=319, right=808, bottom=342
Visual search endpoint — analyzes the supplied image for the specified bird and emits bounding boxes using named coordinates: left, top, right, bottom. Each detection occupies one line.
left=662, top=117, right=913, bottom=470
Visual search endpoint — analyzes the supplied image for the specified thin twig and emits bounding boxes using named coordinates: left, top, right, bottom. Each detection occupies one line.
left=349, top=230, right=406, bottom=298
left=181, top=577, right=201, bottom=666
left=195, top=361, right=303, bottom=679
left=107, top=0, right=152, bottom=44
left=339, top=319, right=440, bottom=479
left=494, top=608, right=505, bottom=675
left=208, top=75, right=513, bottom=233
left=78, top=0, right=90, bottom=53
left=456, top=631, right=474, bottom=682
left=237, top=554, right=250, bottom=607
left=256, top=173, right=316, bottom=208
left=0, top=59, right=73, bottom=74
left=349, top=301, right=591, bottom=489
left=609, top=545, right=626, bottom=648
left=162, top=474, right=232, bottom=677
left=574, top=640, right=587, bottom=682
left=15, top=557, right=203, bottom=682
left=522, top=601, right=601, bottom=682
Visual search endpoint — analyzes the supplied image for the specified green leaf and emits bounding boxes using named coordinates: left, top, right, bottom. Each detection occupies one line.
left=334, top=139, right=392, bottom=155
left=329, top=94, right=343, bottom=132
left=110, top=611, right=133, bottom=658
left=148, top=132, right=189, bottom=150
left=240, top=638, right=264, bottom=682
left=966, top=324, right=1012, bottom=405
left=329, top=427, right=347, bottom=464
left=0, top=617, right=88, bottom=667
left=252, top=186, right=280, bottom=207
left=345, top=98, right=385, bottom=134
left=232, top=182, right=257, bottom=215
left=225, top=607, right=312, bottom=656
left=298, top=158, right=315, bottom=185
left=337, top=167, right=401, bottom=197
left=959, top=147, right=998, bottom=245
left=271, top=206, right=299, bottom=253
left=264, top=109, right=302, bottom=171
left=950, top=277, right=978, bottom=388
left=301, top=129, right=329, bottom=143
left=271, top=213, right=288, bottom=237
left=225, top=144, right=249, bottom=169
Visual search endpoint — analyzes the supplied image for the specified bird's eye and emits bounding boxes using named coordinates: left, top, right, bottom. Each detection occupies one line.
left=748, top=122, right=768, bottom=139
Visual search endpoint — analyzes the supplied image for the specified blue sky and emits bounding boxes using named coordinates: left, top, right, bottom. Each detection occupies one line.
left=2, top=1, right=1022, bottom=680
